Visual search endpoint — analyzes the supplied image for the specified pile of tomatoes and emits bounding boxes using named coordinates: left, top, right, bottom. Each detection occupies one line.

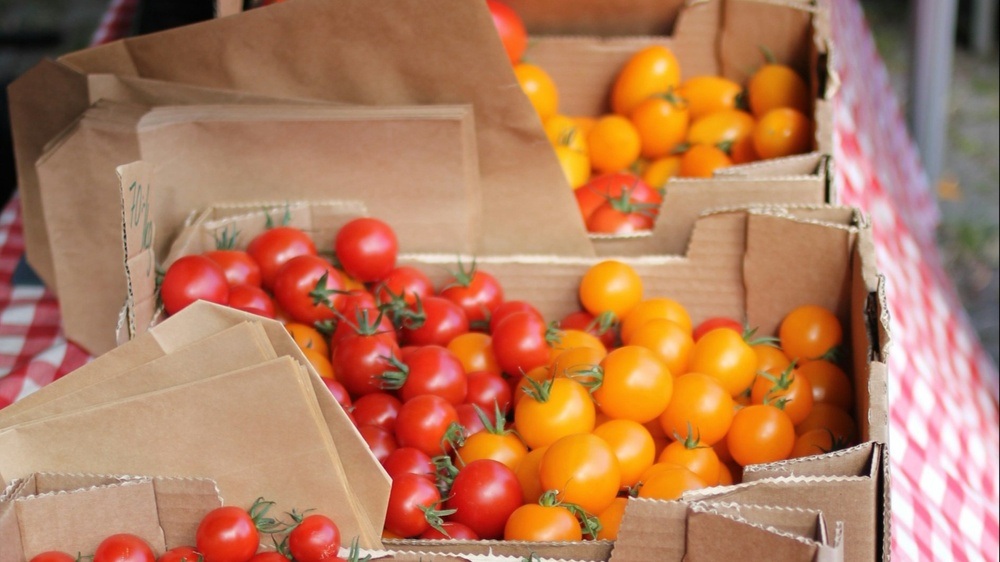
left=28, top=499, right=353, bottom=562
left=159, top=211, right=858, bottom=544
left=486, top=0, right=814, bottom=234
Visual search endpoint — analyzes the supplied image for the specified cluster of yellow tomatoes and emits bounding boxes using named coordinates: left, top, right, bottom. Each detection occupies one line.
left=515, top=45, right=815, bottom=192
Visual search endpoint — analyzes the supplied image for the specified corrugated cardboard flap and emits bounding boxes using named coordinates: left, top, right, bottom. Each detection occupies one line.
left=383, top=538, right=612, bottom=562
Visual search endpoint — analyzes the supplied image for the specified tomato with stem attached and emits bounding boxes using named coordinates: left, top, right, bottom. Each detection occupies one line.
left=593, top=345, right=673, bottom=423
left=727, top=404, right=796, bottom=466
left=592, top=418, right=656, bottom=489
left=288, top=514, right=341, bottom=562
left=514, top=376, right=596, bottom=449
left=439, top=261, right=504, bottom=327
left=611, top=45, right=682, bottom=117
left=445, top=459, right=524, bottom=539
left=384, top=472, right=445, bottom=538
left=197, top=499, right=282, bottom=562
left=246, top=225, right=317, bottom=290
left=272, top=254, right=344, bottom=325
left=779, top=304, right=843, bottom=361
left=491, top=310, right=551, bottom=377
left=659, top=372, right=734, bottom=446
left=688, top=328, right=758, bottom=397
left=395, top=394, right=461, bottom=457
left=539, top=433, right=622, bottom=515
left=578, top=260, right=643, bottom=321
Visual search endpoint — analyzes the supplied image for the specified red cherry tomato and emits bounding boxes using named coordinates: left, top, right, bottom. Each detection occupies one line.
left=464, top=370, right=513, bottom=416
left=400, top=296, right=470, bottom=347
left=322, top=379, right=352, bottom=411
left=359, top=423, right=399, bottom=463
left=444, top=459, right=523, bottom=539
left=288, top=514, right=341, bottom=562
left=390, top=345, right=468, bottom=404
left=246, top=226, right=317, bottom=290
left=559, top=310, right=618, bottom=349
left=489, top=300, right=543, bottom=334
left=196, top=505, right=260, bottom=562
left=382, top=446, right=436, bottom=480
left=94, top=534, right=156, bottom=562
left=395, top=394, right=460, bottom=457
left=161, top=255, right=230, bottom=316
left=491, top=310, right=550, bottom=376
left=385, top=472, right=443, bottom=538
left=375, top=266, right=435, bottom=307
left=31, top=553, right=76, bottom=562
left=439, top=263, right=505, bottom=327
left=352, top=392, right=402, bottom=433
left=272, top=254, right=344, bottom=325
left=204, top=249, right=262, bottom=287
left=332, top=330, right=401, bottom=398
left=419, top=521, right=480, bottom=540
left=486, top=0, right=527, bottom=65
left=334, top=217, right=398, bottom=283
left=227, top=284, right=276, bottom=318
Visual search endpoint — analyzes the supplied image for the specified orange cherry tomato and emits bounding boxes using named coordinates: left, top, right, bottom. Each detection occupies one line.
left=549, top=345, right=607, bottom=385
left=578, top=260, right=644, bottom=321
left=747, top=63, right=810, bottom=118
left=619, top=297, right=693, bottom=343
left=596, top=497, right=629, bottom=540
left=515, top=63, right=559, bottom=121
left=677, top=76, right=744, bottom=120
left=514, top=377, right=596, bottom=449
left=729, top=134, right=760, bottom=164
left=794, top=402, right=858, bottom=444
left=640, top=155, right=682, bottom=190
left=539, top=433, right=622, bottom=515
left=750, top=364, right=814, bottom=425
left=301, top=346, right=335, bottom=380
left=611, top=45, right=682, bottom=117
left=447, top=332, right=501, bottom=374
left=790, top=428, right=847, bottom=459
left=779, top=304, right=843, bottom=361
left=504, top=501, right=582, bottom=541
left=514, top=445, right=548, bottom=504
left=798, top=359, right=854, bottom=411
left=637, top=463, right=705, bottom=500
left=752, top=343, right=792, bottom=376
left=717, top=461, right=736, bottom=485
left=630, top=94, right=690, bottom=159
left=659, top=372, right=735, bottom=446
left=512, top=365, right=554, bottom=406
left=588, top=115, right=642, bottom=174
left=544, top=114, right=589, bottom=153
left=455, top=428, right=528, bottom=472
left=726, top=404, right=796, bottom=466
left=554, top=145, right=592, bottom=189
left=593, top=418, right=657, bottom=489
left=686, top=109, right=755, bottom=151
left=688, top=328, right=758, bottom=396
left=752, top=108, right=812, bottom=159
left=285, top=322, right=330, bottom=358
left=658, top=437, right=721, bottom=486
left=678, top=144, right=732, bottom=178
left=594, top=346, right=673, bottom=423
left=628, top=318, right=694, bottom=377
left=549, top=328, right=607, bottom=359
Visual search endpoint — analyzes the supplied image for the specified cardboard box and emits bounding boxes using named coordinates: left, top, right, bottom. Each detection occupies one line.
left=121, top=158, right=888, bottom=561
left=0, top=473, right=221, bottom=561
left=11, top=0, right=834, bottom=357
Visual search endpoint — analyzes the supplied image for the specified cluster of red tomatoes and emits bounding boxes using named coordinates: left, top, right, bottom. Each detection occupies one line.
left=485, top=1, right=815, bottom=235
left=28, top=499, right=351, bottom=562
left=160, top=216, right=856, bottom=544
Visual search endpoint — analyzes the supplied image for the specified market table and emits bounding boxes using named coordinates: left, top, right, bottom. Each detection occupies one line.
left=1, top=1, right=998, bottom=560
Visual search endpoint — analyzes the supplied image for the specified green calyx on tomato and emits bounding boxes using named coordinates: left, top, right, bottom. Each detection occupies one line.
left=431, top=453, right=460, bottom=496
left=441, top=258, right=480, bottom=290
left=247, top=497, right=288, bottom=534
left=673, top=422, right=707, bottom=450
left=213, top=223, right=241, bottom=250
left=419, top=502, right=459, bottom=537
left=536, top=490, right=603, bottom=540
left=263, top=205, right=293, bottom=229
left=377, top=355, right=410, bottom=391
left=742, top=325, right=780, bottom=347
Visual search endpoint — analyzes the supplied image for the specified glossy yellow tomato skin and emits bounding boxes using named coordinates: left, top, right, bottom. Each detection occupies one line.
left=554, top=144, right=592, bottom=189
left=636, top=463, right=705, bottom=500
left=539, top=433, right=622, bottom=515
left=455, top=431, right=528, bottom=472
left=596, top=497, right=629, bottom=540
left=515, top=445, right=548, bottom=504
left=686, top=109, right=756, bottom=149
left=678, top=144, right=732, bottom=178
left=726, top=404, right=796, bottom=466
left=658, top=439, right=722, bottom=485
left=447, top=332, right=501, bottom=374
left=594, top=345, right=673, bottom=423
left=640, top=155, right=682, bottom=190
left=620, top=297, right=693, bottom=344
left=677, top=76, right=744, bottom=120
left=778, top=304, right=843, bottom=361
left=587, top=115, right=642, bottom=174
left=688, top=328, right=758, bottom=396
left=514, top=377, right=596, bottom=449
left=628, top=318, right=694, bottom=377
left=593, top=418, right=656, bottom=489
left=611, top=45, right=682, bottom=117
left=747, top=63, right=810, bottom=118
left=752, top=108, right=812, bottom=159
left=630, top=94, right=690, bottom=159
left=578, top=260, right=644, bottom=320
left=515, top=62, right=559, bottom=121
left=504, top=503, right=582, bottom=541
left=658, top=372, right=735, bottom=446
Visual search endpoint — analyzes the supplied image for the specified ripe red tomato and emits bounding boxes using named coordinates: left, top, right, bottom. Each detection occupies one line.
left=30, top=553, right=76, bottom=562
left=375, top=266, right=435, bottom=307
left=384, top=472, right=443, bottom=537
left=227, top=284, right=276, bottom=318
left=486, top=0, right=527, bottom=65
left=247, top=555, right=287, bottom=562
left=161, top=255, right=230, bottom=316
left=389, top=345, right=469, bottom=404
left=489, top=300, right=543, bottom=333
left=288, top=514, right=341, bottom=562
left=94, top=534, right=156, bottom=562
left=491, top=310, right=550, bottom=376
left=574, top=172, right=661, bottom=224
left=359, top=423, right=398, bottom=463
left=351, top=392, right=402, bottom=433
left=419, top=521, right=480, bottom=540
left=272, top=254, right=344, bottom=325
left=439, top=263, right=505, bottom=326
left=400, top=296, right=470, bottom=347
left=246, top=226, right=317, bottom=289
left=157, top=547, right=202, bottom=562
left=444, top=459, right=523, bottom=539
left=196, top=505, right=260, bottom=562
left=332, top=330, right=401, bottom=398
left=382, top=446, right=435, bottom=480
left=464, top=370, right=513, bottom=416
left=395, top=394, right=460, bottom=456
left=586, top=199, right=656, bottom=234
left=204, top=249, right=262, bottom=287
left=692, top=316, right=743, bottom=341
left=334, top=217, right=398, bottom=283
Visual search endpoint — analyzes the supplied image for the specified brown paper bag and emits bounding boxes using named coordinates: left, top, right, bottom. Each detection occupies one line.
left=0, top=356, right=383, bottom=548
left=0, top=301, right=391, bottom=549
left=35, top=101, right=479, bottom=355
left=10, top=0, right=592, bottom=293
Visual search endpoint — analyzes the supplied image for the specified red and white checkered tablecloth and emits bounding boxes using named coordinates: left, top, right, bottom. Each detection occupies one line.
left=1, top=0, right=998, bottom=560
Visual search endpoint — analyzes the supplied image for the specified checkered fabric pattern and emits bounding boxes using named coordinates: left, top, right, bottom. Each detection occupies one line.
left=0, top=0, right=998, bottom=560
left=833, top=2, right=1000, bottom=561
